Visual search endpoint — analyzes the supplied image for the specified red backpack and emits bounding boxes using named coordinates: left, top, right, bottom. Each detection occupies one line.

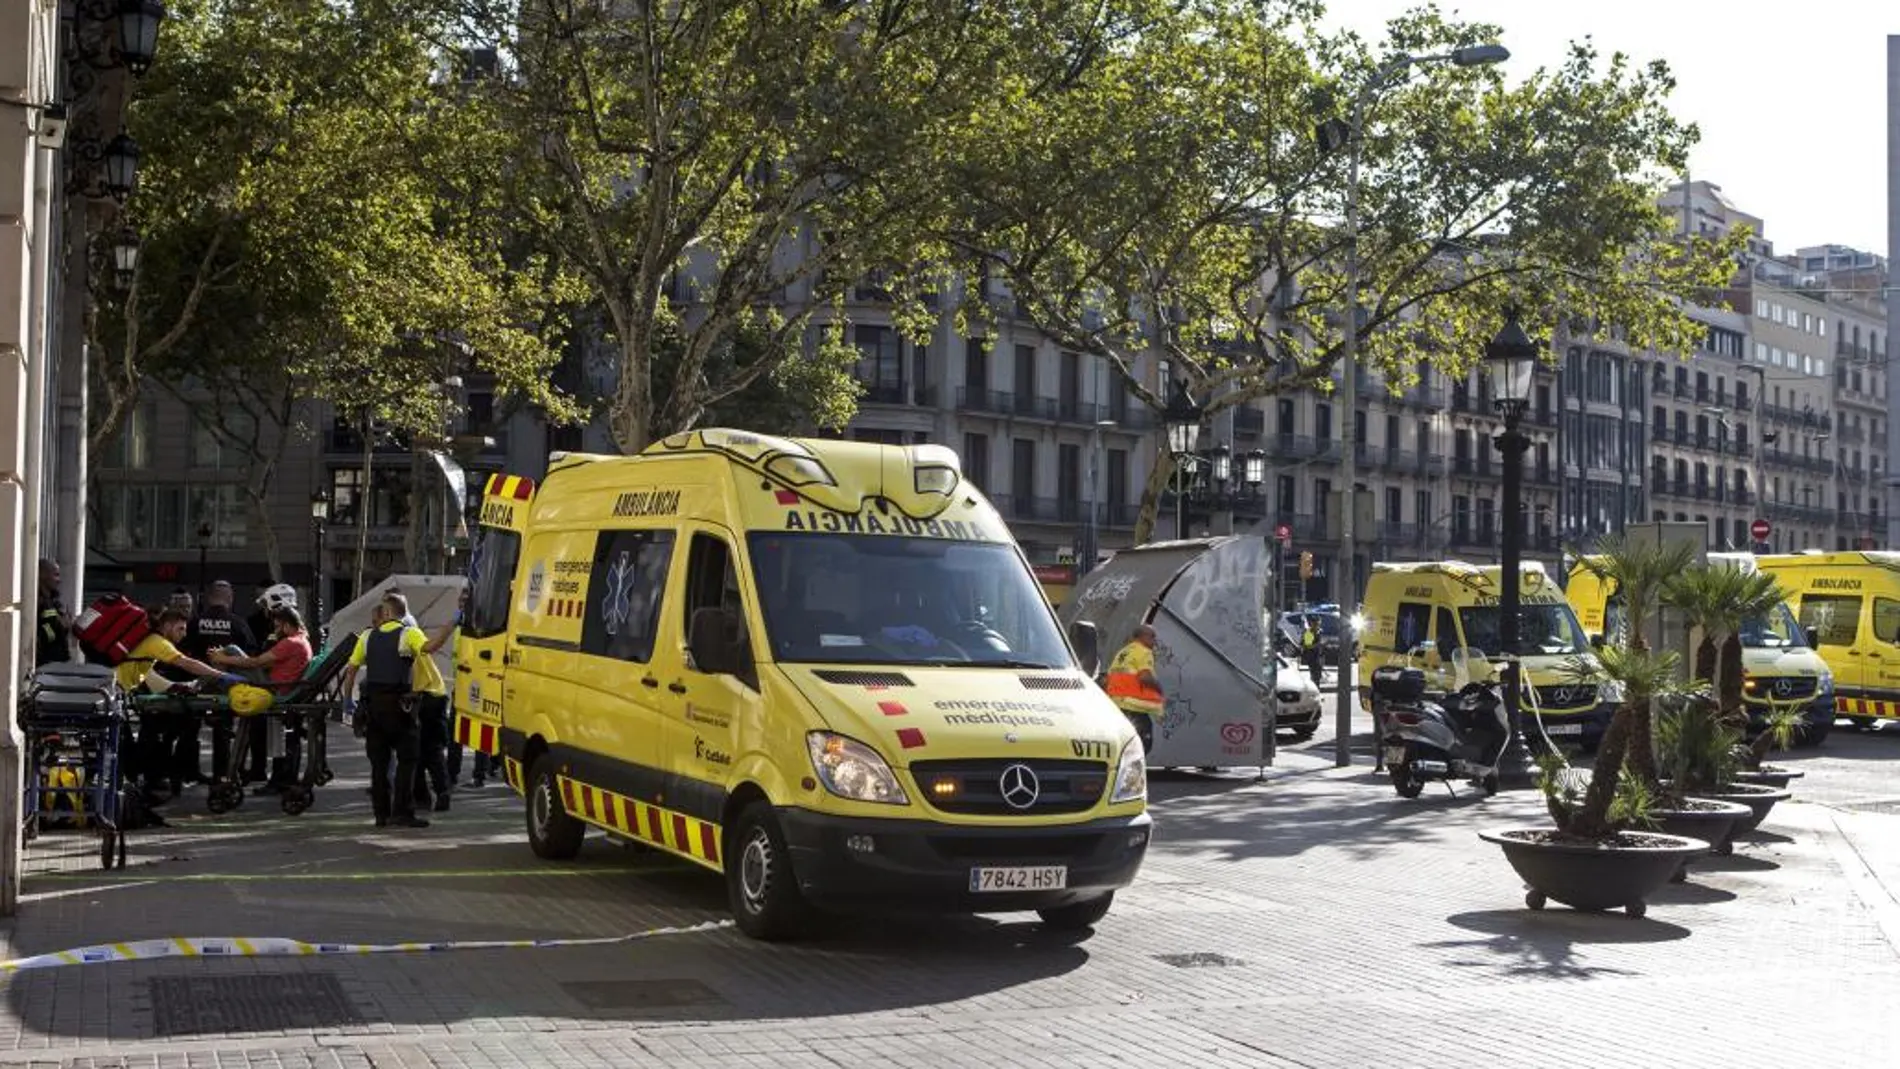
left=73, top=594, right=153, bottom=666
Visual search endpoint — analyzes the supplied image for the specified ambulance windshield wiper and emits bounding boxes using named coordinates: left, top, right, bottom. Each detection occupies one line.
left=972, top=658, right=1062, bottom=670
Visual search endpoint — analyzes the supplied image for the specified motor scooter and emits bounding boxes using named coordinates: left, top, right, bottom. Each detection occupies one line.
left=1371, top=661, right=1509, bottom=798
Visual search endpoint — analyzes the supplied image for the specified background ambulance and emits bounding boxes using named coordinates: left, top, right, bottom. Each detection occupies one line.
left=1360, top=561, right=1617, bottom=748
left=1566, top=552, right=1833, bottom=745
left=452, top=429, right=1151, bottom=940
left=1756, top=550, right=1900, bottom=733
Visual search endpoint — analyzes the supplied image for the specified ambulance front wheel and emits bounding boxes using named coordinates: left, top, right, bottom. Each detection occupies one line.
left=1037, top=893, right=1115, bottom=932
left=526, top=756, right=584, bottom=860
left=727, top=800, right=810, bottom=941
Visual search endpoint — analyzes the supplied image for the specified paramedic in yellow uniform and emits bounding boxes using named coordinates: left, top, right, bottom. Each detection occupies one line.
left=1104, top=625, right=1165, bottom=754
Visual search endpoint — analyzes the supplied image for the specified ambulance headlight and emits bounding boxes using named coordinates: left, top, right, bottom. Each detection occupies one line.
left=1110, top=738, right=1147, bottom=803
left=1597, top=679, right=1624, bottom=704
left=806, top=732, right=909, bottom=805
left=1816, top=670, right=1833, bottom=696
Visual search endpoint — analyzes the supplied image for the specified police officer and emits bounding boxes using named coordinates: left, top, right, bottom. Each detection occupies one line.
left=184, top=580, right=260, bottom=785
left=339, top=593, right=430, bottom=829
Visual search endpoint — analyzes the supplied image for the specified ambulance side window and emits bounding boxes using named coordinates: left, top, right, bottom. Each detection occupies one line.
left=1394, top=602, right=1431, bottom=653
left=683, top=533, right=756, bottom=689
left=465, top=528, right=520, bottom=639
left=1798, top=594, right=1861, bottom=648
left=1874, top=598, right=1900, bottom=645
left=1435, top=608, right=1459, bottom=654
left=580, top=529, right=674, bottom=664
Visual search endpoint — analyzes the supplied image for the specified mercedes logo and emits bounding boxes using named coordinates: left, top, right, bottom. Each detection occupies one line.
left=1773, top=678, right=1794, bottom=697
left=998, top=764, right=1041, bottom=810
left=1551, top=686, right=1574, bottom=705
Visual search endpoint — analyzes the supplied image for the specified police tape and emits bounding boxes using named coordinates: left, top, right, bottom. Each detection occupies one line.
left=0, top=919, right=733, bottom=976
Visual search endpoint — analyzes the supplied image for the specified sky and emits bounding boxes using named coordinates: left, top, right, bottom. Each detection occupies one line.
left=1322, top=1, right=1894, bottom=257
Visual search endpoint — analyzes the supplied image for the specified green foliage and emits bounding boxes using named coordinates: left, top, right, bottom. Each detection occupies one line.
left=1571, top=537, right=1698, bottom=652
left=1608, top=773, right=1660, bottom=832
left=95, top=0, right=578, bottom=454
left=946, top=4, right=1744, bottom=540
left=1654, top=694, right=1741, bottom=797
left=443, top=0, right=1125, bottom=450
left=1662, top=565, right=1789, bottom=715
left=1744, top=704, right=1805, bottom=768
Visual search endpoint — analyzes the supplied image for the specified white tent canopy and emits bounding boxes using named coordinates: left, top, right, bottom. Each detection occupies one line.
left=325, top=574, right=465, bottom=691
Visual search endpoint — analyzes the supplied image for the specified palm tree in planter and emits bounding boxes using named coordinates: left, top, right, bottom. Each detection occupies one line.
left=1734, top=704, right=1807, bottom=789
left=1481, top=536, right=1709, bottom=917
left=1658, top=563, right=1798, bottom=834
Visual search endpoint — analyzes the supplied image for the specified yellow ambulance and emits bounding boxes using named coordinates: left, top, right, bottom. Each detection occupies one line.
left=1565, top=552, right=1834, bottom=744
left=1755, top=550, right=1900, bottom=732
left=451, top=429, right=1150, bottom=940
left=1360, top=561, right=1617, bottom=747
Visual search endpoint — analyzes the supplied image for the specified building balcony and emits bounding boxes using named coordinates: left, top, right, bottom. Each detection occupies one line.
left=1839, top=426, right=1867, bottom=445
left=1403, top=384, right=1448, bottom=410
left=1674, top=381, right=1693, bottom=399
left=1652, top=423, right=1669, bottom=442
left=1733, top=394, right=1753, bottom=412
left=1378, top=521, right=1419, bottom=546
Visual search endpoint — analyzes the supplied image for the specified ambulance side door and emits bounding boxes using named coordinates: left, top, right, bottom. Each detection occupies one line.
left=660, top=524, right=762, bottom=826
left=1796, top=592, right=1864, bottom=698
left=455, top=510, right=525, bottom=761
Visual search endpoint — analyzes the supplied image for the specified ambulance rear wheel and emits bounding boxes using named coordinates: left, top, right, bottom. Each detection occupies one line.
left=727, top=801, right=809, bottom=941
left=526, top=756, right=584, bottom=860
left=1037, top=893, right=1114, bottom=932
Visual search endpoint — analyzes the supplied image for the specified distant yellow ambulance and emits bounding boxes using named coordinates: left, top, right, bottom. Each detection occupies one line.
left=1755, top=550, right=1900, bottom=732
left=1360, top=560, right=1617, bottom=748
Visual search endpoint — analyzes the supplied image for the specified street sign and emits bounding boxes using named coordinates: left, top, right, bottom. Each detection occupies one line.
left=1750, top=519, right=1771, bottom=542
left=1274, top=522, right=1292, bottom=546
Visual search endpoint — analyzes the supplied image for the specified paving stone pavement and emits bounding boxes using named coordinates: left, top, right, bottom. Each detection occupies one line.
left=1, top=734, right=1896, bottom=1068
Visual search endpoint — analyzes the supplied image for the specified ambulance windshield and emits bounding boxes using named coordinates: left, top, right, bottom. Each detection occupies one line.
left=1739, top=602, right=1808, bottom=649
left=746, top=533, right=1072, bottom=669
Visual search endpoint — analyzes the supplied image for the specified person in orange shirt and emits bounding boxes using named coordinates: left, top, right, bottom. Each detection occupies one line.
left=1104, top=625, right=1164, bottom=753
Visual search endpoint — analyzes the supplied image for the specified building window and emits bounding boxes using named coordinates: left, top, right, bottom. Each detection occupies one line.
left=961, top=433, right=990, bottom=492
left=191, top=410, right=258, bottom=469
left=331, top=466, right=412, bottom=529
left=187, top=484, right=248, bottom=549
left=1278, top=475, right=1296, bottom=516
left=852, top=325, right=904, bottom=402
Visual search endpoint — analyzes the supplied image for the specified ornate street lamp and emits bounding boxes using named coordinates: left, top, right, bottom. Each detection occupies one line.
left=310, top=490, right=331, bottom=646
left=1161, top=379, right=1204, bottom=539
left=1207, top=443, right=1232, bottom=486
left=103, top=132, right=139, bottom=201
left=1243, top=448, right=1267, bottom=489
left=195, top=520, right=214, bottom=596
left=115, top=0, right=168, bottom=75
left=1485, top=310, right=1540, bottom=791
left=110, top=228, right=139, bottom=289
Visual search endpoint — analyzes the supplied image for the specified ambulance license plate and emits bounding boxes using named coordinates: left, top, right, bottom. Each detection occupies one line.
left=1545, top=723, right=1583, bottom=736
left=1383, top=745, right=1408, bottom=765
left=970, top=866, right=1068, bottom=893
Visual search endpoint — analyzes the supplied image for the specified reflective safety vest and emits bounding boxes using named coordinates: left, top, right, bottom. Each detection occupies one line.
left=1104, top=642, right=1164, bottom=717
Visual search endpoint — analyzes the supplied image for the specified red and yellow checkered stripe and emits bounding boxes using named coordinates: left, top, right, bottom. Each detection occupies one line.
left=1838, top=696, right=1900, bottom=720
left=503, top=756, right=525, bottom=793
left=484, top=473, right=536, bottom=501
left=555, top=775, right=723, bottom=871
left=454, top=715, right=501, bottom=756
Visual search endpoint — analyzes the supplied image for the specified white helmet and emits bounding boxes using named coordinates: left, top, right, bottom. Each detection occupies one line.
left=262, top=583, right=299, bottom=611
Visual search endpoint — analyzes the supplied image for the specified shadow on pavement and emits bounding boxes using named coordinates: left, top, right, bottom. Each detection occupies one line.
left=1648, top=880, right=1740, bottom=906
left=1426, top=908, right=1688, bottom=980
left=1150, top=779, right=1511, bottom=863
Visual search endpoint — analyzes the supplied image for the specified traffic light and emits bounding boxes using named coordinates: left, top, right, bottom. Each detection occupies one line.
left=1299, top=551, right=1314, bottom=581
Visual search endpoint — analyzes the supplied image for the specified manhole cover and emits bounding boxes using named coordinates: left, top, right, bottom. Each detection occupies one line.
left=150, top=973, right=362, bottom=1036
left=1154, top=952, right=1244, bottom=968
left=561, top=978, right=727, bottom=1010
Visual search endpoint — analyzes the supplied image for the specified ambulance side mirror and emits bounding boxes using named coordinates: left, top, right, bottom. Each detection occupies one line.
left=1070, top=620, right=1101, bottom=676
left=1590, top=633, right=1606, bottom=650
left=688, top=607, right=740, bottom=677
left=1804, top=626, right=1820, bottom=648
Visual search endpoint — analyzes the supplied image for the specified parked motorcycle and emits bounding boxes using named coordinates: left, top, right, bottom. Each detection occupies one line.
left=1370, top=663, right=1508, bottom=798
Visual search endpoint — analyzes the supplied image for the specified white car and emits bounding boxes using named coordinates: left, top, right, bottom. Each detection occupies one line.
left=1266, top=652, right=1323, bottom=740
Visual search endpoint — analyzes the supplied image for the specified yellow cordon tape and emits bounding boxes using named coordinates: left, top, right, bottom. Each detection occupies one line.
left=0, top=919, right=732, bottom=976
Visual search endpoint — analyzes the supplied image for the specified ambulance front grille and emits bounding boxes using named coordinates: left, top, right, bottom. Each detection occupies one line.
left=813, top=670, right=914, bottom=688
left=911, top=758, right=1106, bottom=816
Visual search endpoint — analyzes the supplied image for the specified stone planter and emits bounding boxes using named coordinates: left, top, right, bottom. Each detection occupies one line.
left=1481, top=828, right=1710, bottom=919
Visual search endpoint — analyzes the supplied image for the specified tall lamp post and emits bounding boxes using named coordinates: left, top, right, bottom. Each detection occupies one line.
left=1318, top=40, right=1509, bottom=768
left=310, top=490, right=331, bottom=647
left=1162, top=379, right=1205, bottom=539
left=1486, top=312, right=1540, bottom=790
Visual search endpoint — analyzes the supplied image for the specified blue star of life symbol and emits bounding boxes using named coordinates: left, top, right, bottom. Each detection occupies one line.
left=602, top=550, right=635, bottom=636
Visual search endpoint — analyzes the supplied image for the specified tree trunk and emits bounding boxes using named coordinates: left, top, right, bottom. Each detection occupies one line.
left=1718, top=633, right=1744, bottom=722
left=1571, top=702, right=1636, bottom=838
left=246, top=487, right=281, bottom=581
left=606, top=312, right=654, bottom=455
left=1693, top=636, right=1716, bottom=683
left=1131, top=447, right=1180, bottom=545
